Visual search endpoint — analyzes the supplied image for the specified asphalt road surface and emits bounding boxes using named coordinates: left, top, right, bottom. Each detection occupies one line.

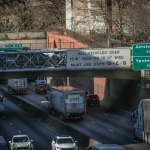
left=1, top=83, right=140, bottom=145
left=0, top=98, right=58, bottom=150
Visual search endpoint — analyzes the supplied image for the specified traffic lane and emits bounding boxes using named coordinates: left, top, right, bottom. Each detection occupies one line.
left=87, top=103, right=132, bottom=123
left=0, top=99, right=58, bottom=150
left=1, top=86, right=137, bottom=145
left=26, top=87, right=132, bottom=124
left=20, top=91, right=49, bottom=112
left=66, top=114, right=136, bottom=145
left=87, top=108, right=133, bottom=129
left=25, top=89, right=136, bottom=144
left=0, top=104, right=19, bottom=142
left=1, top=82, right=49, bottom=112
left=14, top=89, right=136, bottom=144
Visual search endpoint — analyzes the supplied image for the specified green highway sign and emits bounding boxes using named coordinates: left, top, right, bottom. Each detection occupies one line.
left=0, top=44, right=22, bottom=51
left=133, top=43, right=150, bottom=70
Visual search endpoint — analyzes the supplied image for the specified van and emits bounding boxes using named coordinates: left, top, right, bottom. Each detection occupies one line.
left=0, top=136, right=8, bottom=150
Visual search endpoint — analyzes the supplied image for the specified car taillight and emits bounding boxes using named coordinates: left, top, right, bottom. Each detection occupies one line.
left=97, top=98, right=99, bottom=100
left=89, top=98, right=92, bottom=100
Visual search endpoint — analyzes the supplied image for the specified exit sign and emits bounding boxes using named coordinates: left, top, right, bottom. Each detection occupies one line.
left=132, top=44, right=150, bottom=70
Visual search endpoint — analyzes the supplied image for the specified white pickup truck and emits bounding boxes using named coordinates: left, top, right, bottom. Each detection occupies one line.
left=9, top=135, right=33, bottom=150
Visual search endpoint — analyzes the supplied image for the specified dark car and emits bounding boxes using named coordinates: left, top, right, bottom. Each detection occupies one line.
left=0, top=93, right=3, bottom=102
left=86, top=94, right=100, bottom=107
left=35, top=84, right=47, bottom=94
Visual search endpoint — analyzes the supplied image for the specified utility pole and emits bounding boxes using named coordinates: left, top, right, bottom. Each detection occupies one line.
left=67, top=77, right=70, bottom=86
left=106, top=0, right=112, bottom=47
left=87, top=0, right=92, bottom=31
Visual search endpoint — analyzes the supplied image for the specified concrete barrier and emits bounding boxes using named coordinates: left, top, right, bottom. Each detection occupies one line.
left=0, top=88, right=90, bottom=149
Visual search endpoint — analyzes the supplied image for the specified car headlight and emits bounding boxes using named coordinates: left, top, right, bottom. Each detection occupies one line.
left=13, top=143, right=17, bottom=148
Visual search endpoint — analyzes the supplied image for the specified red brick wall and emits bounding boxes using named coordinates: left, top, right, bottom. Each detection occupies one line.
left=94, top=78, right=106, bottom=100
left=47, top=33, right=88, bottom=49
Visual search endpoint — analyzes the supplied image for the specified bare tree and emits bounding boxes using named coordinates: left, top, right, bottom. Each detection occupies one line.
left=34, top=0, right=65, bottom=30
left=124, top=1, right=150, bottom=43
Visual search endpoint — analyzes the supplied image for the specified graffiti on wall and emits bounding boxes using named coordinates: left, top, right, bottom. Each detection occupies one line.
left=72, top=16, right=106, bottom=35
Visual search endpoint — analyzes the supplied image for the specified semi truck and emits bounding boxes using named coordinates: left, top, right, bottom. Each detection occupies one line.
left=47, top=86, right=86, bottom=121
left=7, top=78, right=27, bottom=94
left=131, top=99, right=150, bottom=144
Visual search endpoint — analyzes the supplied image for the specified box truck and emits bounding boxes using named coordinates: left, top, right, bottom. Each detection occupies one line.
left=131, top=99, right=150, bottom=144
left=34, top=77, right=53, bottom=94
left=7, top=78, right=27, bottom=94
left=47, top=86, right=86, bottom=121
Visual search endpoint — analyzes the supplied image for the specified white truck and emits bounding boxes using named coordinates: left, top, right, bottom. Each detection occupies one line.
left=35, top=77, right=52, bottom=85
left=131, top=99, right=150, bottom=144
left=47, top=86, right=86, bottom=121
left=7, top=78, right=27, bottom=94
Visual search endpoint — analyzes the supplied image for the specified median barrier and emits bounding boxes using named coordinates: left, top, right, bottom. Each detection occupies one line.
left=0, top=88, right=90, bottom=148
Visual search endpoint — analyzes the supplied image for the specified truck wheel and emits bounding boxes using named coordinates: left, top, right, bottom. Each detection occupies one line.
left=60, top=114, right=66, bottom=122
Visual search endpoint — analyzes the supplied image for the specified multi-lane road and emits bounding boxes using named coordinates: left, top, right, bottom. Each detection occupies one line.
left=0, top=83, right=139, bottom=146
left=0, top=97, right=58, bottom=150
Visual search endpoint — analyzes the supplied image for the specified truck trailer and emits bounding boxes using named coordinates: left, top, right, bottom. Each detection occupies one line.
left=47, top=86, right=86, bottom=121
left=7, top=78, right=27, bottom=94
left=132, top=99, right=150, bottom=144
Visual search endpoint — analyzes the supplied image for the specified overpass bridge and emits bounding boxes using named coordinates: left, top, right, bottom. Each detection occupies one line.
left=0, top=48, right=140, bottom=80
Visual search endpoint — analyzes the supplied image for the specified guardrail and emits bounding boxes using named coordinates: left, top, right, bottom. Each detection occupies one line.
left=0, top=50, right=66, bottom=70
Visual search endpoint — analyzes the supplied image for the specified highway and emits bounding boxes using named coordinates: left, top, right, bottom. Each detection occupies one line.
left=0, top=83, right=139, bottom=145
left=0, top=97, right=58, bottom=150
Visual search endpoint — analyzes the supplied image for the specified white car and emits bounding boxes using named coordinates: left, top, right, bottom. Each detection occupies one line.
left=52, top=135, right=78, bottom=150
left=9, top=135, right=33, bottom=150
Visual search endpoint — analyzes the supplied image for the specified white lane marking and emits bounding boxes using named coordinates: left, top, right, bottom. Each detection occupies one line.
left=3, top=116, right=5, bottom=119
left=41, top=101, right=49, bottom=103
left=104, top=113, right=108, bottom=116
left=37, top=120, right=59, bottom=135
left=120, top=120, right=126, bottom=122
left=90, top=121, right=95, bottom=124
left=108, top=129, right=114, bottom=132
left=4, top=96, right=59, bottom=136
left=18, top=130, right=21, bottom=134
left=10, top=123, right=13, bottom=126
left=130, top=139, right=137, bottom=142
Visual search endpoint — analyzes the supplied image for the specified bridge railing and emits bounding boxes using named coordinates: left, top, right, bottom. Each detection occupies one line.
left=0, top=50, right=66, bottom=70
